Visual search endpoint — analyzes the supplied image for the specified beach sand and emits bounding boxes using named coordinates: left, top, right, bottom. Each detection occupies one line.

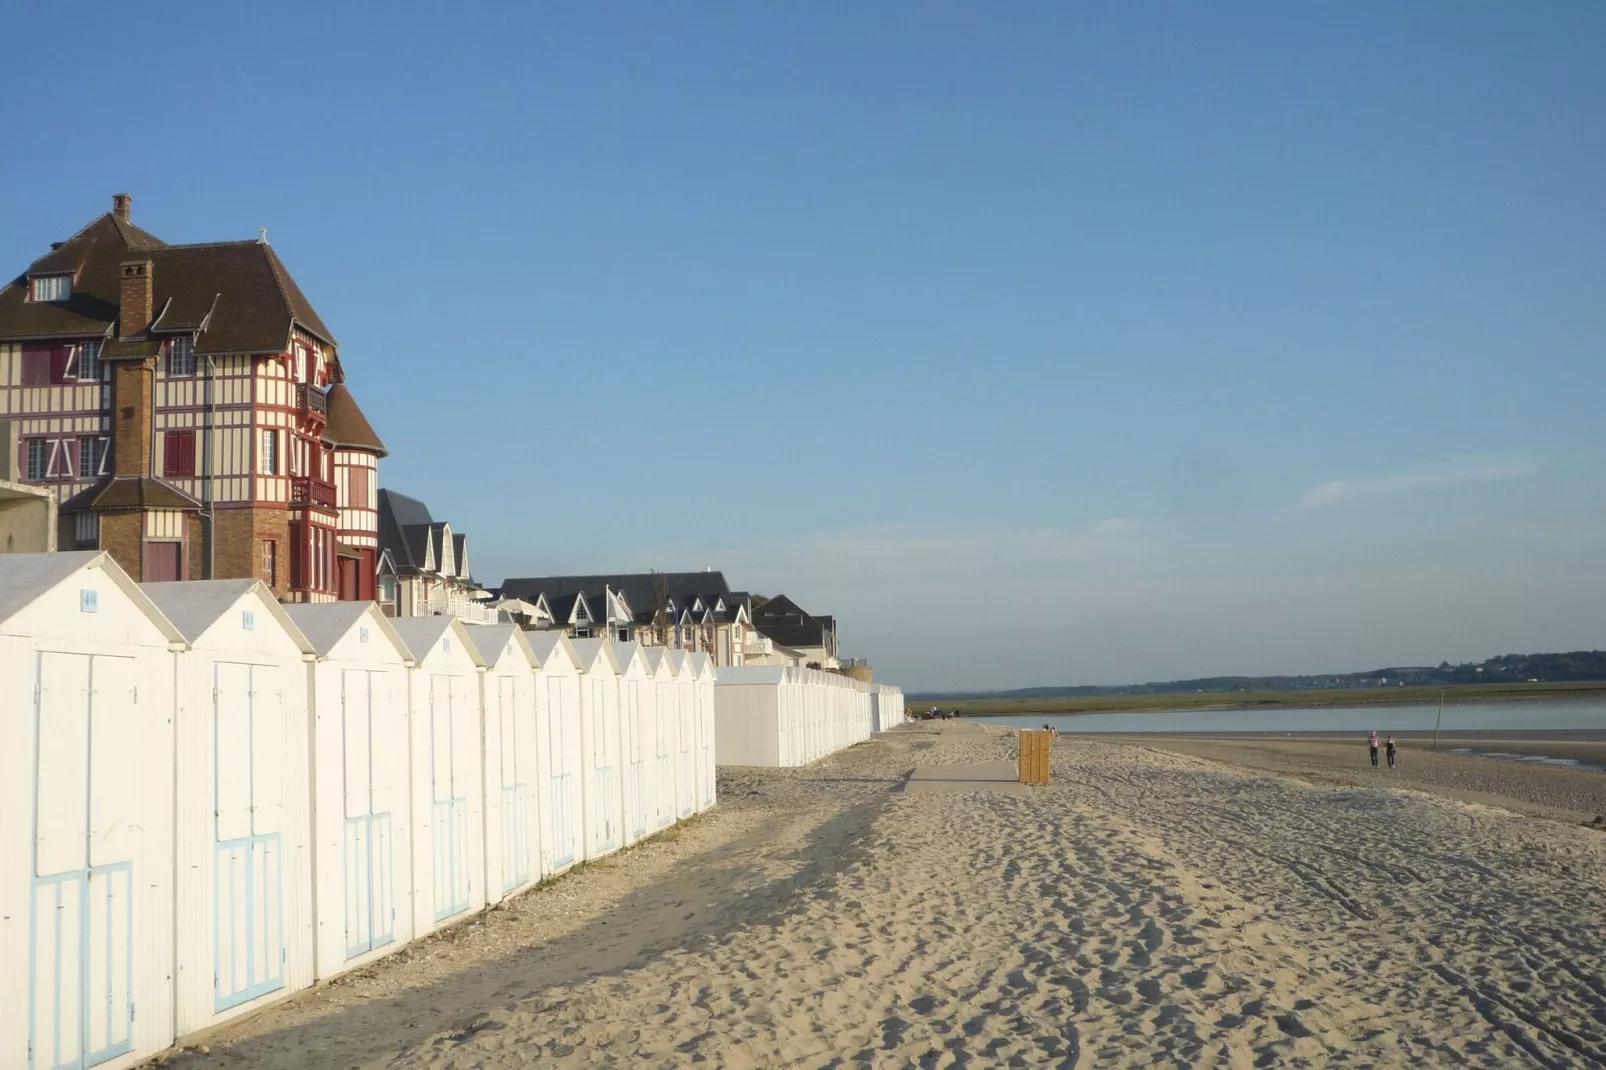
left=156, top=723, right=1606, bottom=1068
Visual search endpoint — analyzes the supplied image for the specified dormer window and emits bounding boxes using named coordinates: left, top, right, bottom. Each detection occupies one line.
left=30, top=275, right=71, bottom=302
left=166, top=336, right=196, bottom=377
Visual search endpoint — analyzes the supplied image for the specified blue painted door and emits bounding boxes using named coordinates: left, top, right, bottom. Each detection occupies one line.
left=213, top=662, right=286, bottom=1011
left=341, top=669, right=395, bottom=958
left=30, top=652, right=138, bottom=1070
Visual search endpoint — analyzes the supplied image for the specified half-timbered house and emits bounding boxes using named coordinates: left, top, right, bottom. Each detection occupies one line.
left=0, top=194, right=386, bottom=601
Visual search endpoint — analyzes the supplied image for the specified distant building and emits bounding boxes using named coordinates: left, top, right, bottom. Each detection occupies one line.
left=376, top=489, right=498, bottom=622
left=748, top=593, right=839, bottom=669
left=494, top=571, right=755, bottom=665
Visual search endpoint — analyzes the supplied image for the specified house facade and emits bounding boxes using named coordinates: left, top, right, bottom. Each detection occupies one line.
left=376, top=489, right=498, bottom=621
left=748, top=593, right=840, bottom=669
left=494, top=572, right=756, bottom=666
left=0, top=194, right=386, bottom=599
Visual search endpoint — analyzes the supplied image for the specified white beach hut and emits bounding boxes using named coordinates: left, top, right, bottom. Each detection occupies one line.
left=570, top=638, right=624, bottom=860
left=609, top=642, right=655, bottom=845
left=640, top=647, right=678, bottom=832
left=713, top=665, right=789, bottom=767
left=282, top=601, right=416, bottom=982
left=525, top=631, right=584, bottom=876
left=666, top=650, right=699, bottom=821
left=686, top=653, right=718, bottom=812
left=464, top=625, right=541, bottom=903
left=141, top=580, right=318, bottom=1036
left=0, top=552, right=184, bottom=1070
left=391, top=617, right=487, bottom=935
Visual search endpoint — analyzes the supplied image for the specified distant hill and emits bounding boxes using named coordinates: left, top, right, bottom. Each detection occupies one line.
left=911, top=650, right=1606, bottom=702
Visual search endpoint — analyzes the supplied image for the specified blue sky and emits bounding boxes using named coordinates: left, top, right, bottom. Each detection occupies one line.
left=5, top=3, right=1604, bottom=690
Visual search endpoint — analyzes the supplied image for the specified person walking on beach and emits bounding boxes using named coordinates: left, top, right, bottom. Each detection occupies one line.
left=1386, top=735, right=1398, bottom=769
left=1368, top=730, right=1381, bottom=768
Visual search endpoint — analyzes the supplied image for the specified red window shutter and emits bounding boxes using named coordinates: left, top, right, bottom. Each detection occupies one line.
left=20, top=345, right=52, bottom=387
left=49, top=345, right=72, bottom=384
left=164, top=430, right=196, bottom=478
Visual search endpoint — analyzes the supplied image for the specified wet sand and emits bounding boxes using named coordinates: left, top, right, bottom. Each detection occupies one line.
left=1126, top=734, right=1606, bottom=825
left=154, top=722, right=1606, bottom=1069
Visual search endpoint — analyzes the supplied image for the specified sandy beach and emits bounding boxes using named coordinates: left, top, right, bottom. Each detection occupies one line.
left=155, top=722, right=1606, bottom=1069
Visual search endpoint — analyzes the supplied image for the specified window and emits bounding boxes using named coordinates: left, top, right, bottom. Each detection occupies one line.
left=261, top=540, right=277, bottom=588
left=25, top=438, right=48, bottom=481
left=143, top=541, right=183, bottom=582
left=78, top=436, right=107, bottom=479
left=379, top=574, right=396, bottom=603
left=74, top=513, right=99, bottom=549
left=163, top=429, right=196, bottom=478
left=166, top=336, right=196, bottom=377
left=30, top=275, right=71, bottom=302
left=260, top=429, right=279, bottom=475
left=294, top=344, right=309, bottom=385
left=77, top=341, right=102, bottom=381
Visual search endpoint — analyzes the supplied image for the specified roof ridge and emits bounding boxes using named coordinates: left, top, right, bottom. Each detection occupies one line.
left=158, top=239, right=264, bottom=250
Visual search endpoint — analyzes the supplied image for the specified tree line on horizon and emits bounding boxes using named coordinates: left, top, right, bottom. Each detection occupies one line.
left=919, top=650, right=1606, bottom=701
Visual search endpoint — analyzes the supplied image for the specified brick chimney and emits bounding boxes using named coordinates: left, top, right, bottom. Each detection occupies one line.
left=119, top=260, right=152, bottom=339
left=113, top=193, right=132, bottom=221
left=112, top=360, right=154, bottom=477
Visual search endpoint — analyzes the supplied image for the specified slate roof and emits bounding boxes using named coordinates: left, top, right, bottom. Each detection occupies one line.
left=0, top=550, right=186, bottom=641
left=60, top=475, right=201, bottom=513
left=0, top=198, right=335, bottom=354
left=323, top=383, right=387, bottom=455
left=141, top=579, right=313, bottom=652
left=378, top=490, right=436, bottom=574
left=751, top=593, right=834, bottom=651
left=496, top=571, right=741, bottom=627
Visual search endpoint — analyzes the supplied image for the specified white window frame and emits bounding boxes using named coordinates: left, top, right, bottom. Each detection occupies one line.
left=260, top=429, right=279, bottom=475
left=30, top=275, right=71, bottom=302
left=25, top=438, right=48, bottom=481
left=77, top=341, right=103, bottom=381
left=167, top=336, right=197, bottom=377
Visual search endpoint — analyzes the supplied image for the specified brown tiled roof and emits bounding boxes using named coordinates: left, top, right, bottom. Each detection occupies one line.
left=60, top=475, right=201, bottom=512
left=0, top=200, right=336, bottom=355
left=323, top=383, right=388, bottom=456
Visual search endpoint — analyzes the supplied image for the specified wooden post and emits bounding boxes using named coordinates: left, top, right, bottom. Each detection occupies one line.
left=1019, top=729, right=1051, bottom=785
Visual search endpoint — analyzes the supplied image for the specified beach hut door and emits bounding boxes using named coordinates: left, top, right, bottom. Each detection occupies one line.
left=678, top=691, right=695, bottom=818
left=341, top=669, right=396, bottom=958
left=429, top=675, right=471, bottom=920
left=545, top=677, right=576, bottom=867
left=498, top=676, right=529, bottom=890
left=213, top=662, right=287, bottom=1011
left=625, top=682, right=647, bottom=838
left=30, top=652, right=138, bottom=1070
left=590, top=679, right=617, bottom=850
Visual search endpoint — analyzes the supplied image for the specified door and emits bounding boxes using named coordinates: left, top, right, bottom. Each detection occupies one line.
left=31, top=652, right=138, bottom=1070
left=624, top=680, right=647, bottom=838
left=429, top=675, right=469, bottom=920
left=214, top=662, right=286, bottom=1011
left=677, top=688, right=695, bottom=818
left=545, top=677, right=576, bottom=868
left=142, top=540, right=183, bottom=582
left=589, top=678, right=617, bottom=851
left=497, top=676, right=529, bottom=891
left=342, top=669, right=395, bottom=959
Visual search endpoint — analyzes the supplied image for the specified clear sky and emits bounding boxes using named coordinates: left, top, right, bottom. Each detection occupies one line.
left=5, top=3, right=1605, bottom=691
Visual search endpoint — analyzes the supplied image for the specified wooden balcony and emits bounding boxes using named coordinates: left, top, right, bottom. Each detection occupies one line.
left=290, top=476, right=338, bottom=508
left=297, top=383, right=328, bottom=421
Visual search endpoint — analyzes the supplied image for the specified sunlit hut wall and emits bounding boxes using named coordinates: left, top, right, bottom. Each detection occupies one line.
left=570, top=637, right=626, bottom=860
left=526, top=631, right=584, bottom=875
left=142, top=579, right=318, bottom=1036
left=390, top=617, right=487, bottom=937
left=666, top=650, right=699, bottom=822
left=0, top=552, right=184, bottom=1070
left=284, top=601, right=416, bottom=981
left=609, top=641, right=657, bottom=846
left=640, top=648, right=679, bottom=834
left=464, top=625, right=542, bottom=904
left=686, top=652, right=718, bottom=812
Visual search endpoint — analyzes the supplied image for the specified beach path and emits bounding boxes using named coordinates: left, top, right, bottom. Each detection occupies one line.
left=158, top=723, right=1606, bottom=1069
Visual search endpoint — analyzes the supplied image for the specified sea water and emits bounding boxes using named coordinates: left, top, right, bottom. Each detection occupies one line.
left=975, top=699, right=1606, bottom=736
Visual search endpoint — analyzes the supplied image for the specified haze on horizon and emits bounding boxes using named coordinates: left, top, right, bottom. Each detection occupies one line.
left=4, top=3, right=1604, bottom=692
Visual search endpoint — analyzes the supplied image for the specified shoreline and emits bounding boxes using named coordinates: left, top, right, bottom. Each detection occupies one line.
left=930, top=685, right=1606, bottom=718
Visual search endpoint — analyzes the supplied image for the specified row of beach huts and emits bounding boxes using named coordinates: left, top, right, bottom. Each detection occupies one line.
left=0, top=552, right=905, bottom=1070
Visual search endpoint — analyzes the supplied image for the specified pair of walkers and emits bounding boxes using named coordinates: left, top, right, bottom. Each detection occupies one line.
left=1367, top=730, right=1398, bottom=769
